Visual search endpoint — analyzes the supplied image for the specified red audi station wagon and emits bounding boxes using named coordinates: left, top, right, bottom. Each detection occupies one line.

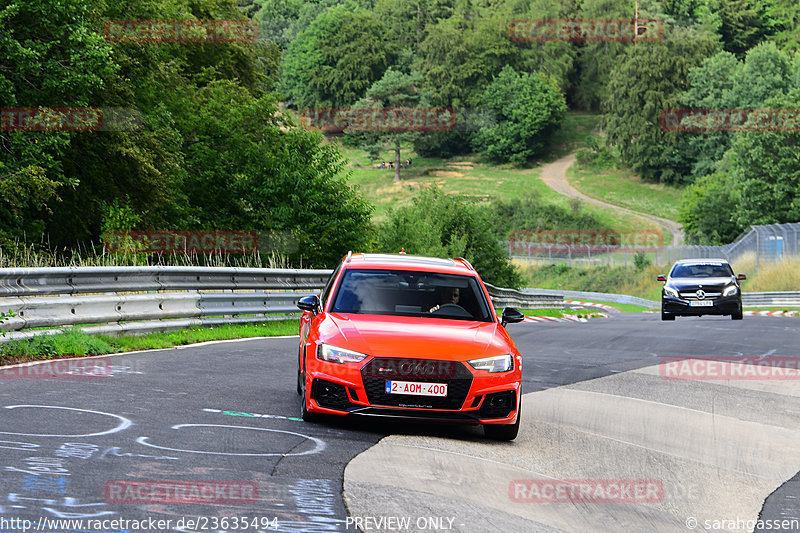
left=296, top=253, right=525, bottom=440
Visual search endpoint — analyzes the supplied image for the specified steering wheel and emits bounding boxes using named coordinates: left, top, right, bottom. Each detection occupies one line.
left=430, top=303, right=472, bottom=318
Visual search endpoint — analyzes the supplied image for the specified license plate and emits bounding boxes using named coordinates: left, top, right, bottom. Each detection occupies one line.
left=385, top=380, right=447, bottom=397
left=690, top=300, right=713, bottom=307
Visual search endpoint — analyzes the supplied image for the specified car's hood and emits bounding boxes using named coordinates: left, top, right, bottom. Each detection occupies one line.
left=318, top=313, right=508, bottom=360
left=667, top=277, right=735, bottom=290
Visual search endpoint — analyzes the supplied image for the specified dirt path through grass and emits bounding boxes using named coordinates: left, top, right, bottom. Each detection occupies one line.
left=539, top=153, right=684, bottom=245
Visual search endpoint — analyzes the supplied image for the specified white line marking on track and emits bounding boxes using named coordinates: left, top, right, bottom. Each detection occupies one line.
left=136, top=423, right=326, bottom=457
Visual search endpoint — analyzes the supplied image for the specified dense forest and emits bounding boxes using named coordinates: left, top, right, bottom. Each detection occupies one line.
left=2, top=0, right=800, bottom=275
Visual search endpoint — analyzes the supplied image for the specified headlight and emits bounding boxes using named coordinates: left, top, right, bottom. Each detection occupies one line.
left=468, top=354, right=513, bottom=373
left=723, top=285, right=738, bottom=297
left=317, top=344, right=368, bottom=364
left=664, top=287, right=679, bottom=298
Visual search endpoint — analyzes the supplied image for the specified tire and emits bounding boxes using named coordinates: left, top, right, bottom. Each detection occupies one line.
left=299, top=367, right=321, bottom=422
left=296, top=366, right=302, bottom=395
left=484, top=398, right=521, bottom=441
left=296, top=347, right=303, bottom=395
left=732, top=310, right=743, bottom=320
left=661, top=312, right=675, bottom=321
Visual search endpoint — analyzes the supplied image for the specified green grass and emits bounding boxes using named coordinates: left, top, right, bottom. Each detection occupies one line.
left=338, top=119, right=666, bottom=238
left=543, top=112, right=604, bottom=160
left=0, top=321, right=297, bottom=366
left=567, top=164, right=685, bottom=222
left=518, top=262, right=665, bottom=301
left=521, top=308, right=592, bottom=318
left=568, top=300, right=653, bottom=312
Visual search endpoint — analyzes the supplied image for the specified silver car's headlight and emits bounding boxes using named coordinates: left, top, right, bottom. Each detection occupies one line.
left=723, top=285, right=738, bottom=297
left=468, top=354, right=513, bottom=373
left=317, top=344, right=368, bottom=364
left=664, top=287, right=679, bottom=298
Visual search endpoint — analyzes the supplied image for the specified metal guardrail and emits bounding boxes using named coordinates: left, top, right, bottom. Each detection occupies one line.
left=742, top=292, right=800, bottom=308
left=524, top=288, right=660, bottom=309
left=0, top=267, right=566, bottom=343
left=0, top=267, right=332, bottom=343
left=483, top=283, right=564, bottom=310
left=525, top=289, right=800, bottom=310
left=0, top=266, right=330, bottom=296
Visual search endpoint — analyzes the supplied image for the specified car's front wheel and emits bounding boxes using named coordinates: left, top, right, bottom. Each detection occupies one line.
left=297, top=347, right=303, bottom=395
left=661, top=312, right=675, bottom=321
left=299, top=367, right=321, bottom=422
left=732, top=310, right=743, bottom=320
left=484, top=398, right=521, bottom=441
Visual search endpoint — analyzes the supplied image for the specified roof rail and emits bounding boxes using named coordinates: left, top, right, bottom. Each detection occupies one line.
left=455, top=257, right=474, bottom=271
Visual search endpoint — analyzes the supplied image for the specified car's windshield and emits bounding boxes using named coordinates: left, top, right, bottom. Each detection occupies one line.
left=330, top=269, right=492, bottom=322
left=671, top=263, right=733, bottom=278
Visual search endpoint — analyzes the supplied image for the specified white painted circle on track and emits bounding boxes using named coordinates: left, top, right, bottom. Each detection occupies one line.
left=0, top=405, right=132, bottom=437
left=136, top=423, right=326, bottom=457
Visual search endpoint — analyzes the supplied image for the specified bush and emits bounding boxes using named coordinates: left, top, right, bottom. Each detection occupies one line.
left=375, top=188, right=521, bottom=287
left=633, top=251, right=651, bottom=271
left=474, top=66, right=566, bottom=164
left=489, top=192, right=605, bottom=240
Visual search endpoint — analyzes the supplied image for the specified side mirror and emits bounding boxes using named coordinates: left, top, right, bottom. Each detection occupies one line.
left=737, top=274, right=747, bottom=281
left=501, top=307, right=525, bottom=327
left=657, top=275, right=666, bottom=282
left=297, top=295, right=321, bottom=315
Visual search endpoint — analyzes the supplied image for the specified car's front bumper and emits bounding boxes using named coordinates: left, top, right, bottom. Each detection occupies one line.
left=304, top=357, right=521, bottom=425
left=661, top=294, right=741, bottom=316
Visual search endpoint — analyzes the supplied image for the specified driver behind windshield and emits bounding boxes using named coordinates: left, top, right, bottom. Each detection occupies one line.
left=429, top=287, right=460, bottom=313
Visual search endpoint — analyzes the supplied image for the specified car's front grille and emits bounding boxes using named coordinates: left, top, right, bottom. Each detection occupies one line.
left=361, top=357, right=473, bottom=410
left=679, top=292, right=722, bottom=299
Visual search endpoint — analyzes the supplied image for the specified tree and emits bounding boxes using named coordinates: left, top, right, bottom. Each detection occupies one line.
left=174, top=80, right=373, bottom=266
left=573, top=0, right=636, bottom=111
left=474, top=66, right=566, bottom=164
left=256, top=0, right=304, bottom=48
left=373, top=0, right=455, bottom=54
left=280, top=4, right=395, bottom=109
left=679, top=51, right=741, bottom=180
left=678, top=172, right=741, bottom=244
left=727, top=89, right=800, bottom=228
left=376, top=188, right=521, bottom=288
left=603, top=26, right=720, bottom=183
left=763, top=0, right=800, bottom=51
left=717, top=0, right=770, bottom=57
left=0, top=0, right=118, bottom=244
left=678, top=42, right=795, bottom=181
left=346, top=69, right=431, bottom=182
left=680, top=89, right=800, bottom=243
left=728, top=41, right=793, bottom=105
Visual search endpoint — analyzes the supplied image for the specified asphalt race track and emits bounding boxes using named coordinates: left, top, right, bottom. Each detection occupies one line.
left=1, top=314, right=799, bottom=533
